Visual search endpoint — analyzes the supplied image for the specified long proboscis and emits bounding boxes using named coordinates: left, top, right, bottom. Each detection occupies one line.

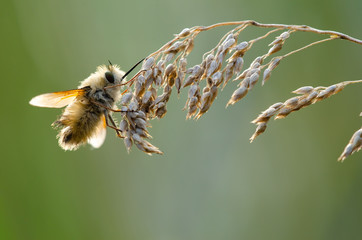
left=121, top=58, right=145, bottom=81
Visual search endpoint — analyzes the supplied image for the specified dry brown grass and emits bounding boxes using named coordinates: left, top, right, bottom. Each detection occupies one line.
left=112, top=21, right=361, bottom=160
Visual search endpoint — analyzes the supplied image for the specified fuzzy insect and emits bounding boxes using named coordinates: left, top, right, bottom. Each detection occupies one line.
left=29, top=60, right=143, bottom=150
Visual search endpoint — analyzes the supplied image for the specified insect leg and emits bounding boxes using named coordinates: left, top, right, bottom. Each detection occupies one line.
left=103, top=110, right=124, bottom=138
left=90, top=99, right=134, bottom=113
left=108, top=113, right=124, bottom=139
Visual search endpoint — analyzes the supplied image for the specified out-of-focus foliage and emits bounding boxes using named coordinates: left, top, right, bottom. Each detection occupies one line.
left=1, top=0, right=361, bottom=239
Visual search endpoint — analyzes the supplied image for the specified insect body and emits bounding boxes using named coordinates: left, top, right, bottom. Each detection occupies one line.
left=30, top=61, right=142, bottom=150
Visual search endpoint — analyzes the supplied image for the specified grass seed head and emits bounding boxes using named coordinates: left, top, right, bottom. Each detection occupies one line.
left=119, top=119, right=129, bottom=132
left=177, top=28, right=191, bottom=37
left=142, top=57, right=155, bottom=70
left=124, top=137, right=133, bottom=153
left=120, top=93, right=133, bottom=106
left=292, top=86, right=314, bottom=95
left=267, top=43, right=283, bottom=55
left=226, top=86, right=248, bottom=107
left=98, top=21, right=361, bottom=159
left=338, top=128, right=362, bottom=161
left=250, top=122, right=267, bottom=142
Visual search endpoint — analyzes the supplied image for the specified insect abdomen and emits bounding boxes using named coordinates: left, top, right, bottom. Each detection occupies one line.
left=53, top=101, right=103, bottom=150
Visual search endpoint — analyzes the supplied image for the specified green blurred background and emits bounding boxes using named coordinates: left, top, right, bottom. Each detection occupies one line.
left=1, top=0, right=362, bottom=239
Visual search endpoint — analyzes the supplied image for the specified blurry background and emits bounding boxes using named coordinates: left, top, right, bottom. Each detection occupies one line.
left=1, top=0, right=362, bottom=239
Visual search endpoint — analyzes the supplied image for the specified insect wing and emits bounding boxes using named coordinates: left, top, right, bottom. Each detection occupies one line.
left=87, top=115, right=107, bottom=148
left=29, top=89, right=85, bottom=108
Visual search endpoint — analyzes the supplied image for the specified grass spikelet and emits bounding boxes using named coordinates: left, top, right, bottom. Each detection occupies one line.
left=338, top=128, right=362, bottom=161
left=250, top=80, right=362, bottom=146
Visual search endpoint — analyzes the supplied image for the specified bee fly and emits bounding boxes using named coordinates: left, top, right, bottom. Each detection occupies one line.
left=29, top=59, right=143, bottom=150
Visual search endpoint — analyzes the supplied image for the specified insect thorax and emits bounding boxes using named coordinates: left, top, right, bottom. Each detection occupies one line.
left=90, top=89, right=115, bottom=108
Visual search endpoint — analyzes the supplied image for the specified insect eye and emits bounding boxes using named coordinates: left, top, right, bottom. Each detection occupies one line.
left=105, top=71, right=115, bottom=83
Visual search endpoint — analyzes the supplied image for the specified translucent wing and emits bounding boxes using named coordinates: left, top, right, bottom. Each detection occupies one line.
left=88, top=115, right=107, bottom=148
left=29, top=89, right=85, bottom=108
